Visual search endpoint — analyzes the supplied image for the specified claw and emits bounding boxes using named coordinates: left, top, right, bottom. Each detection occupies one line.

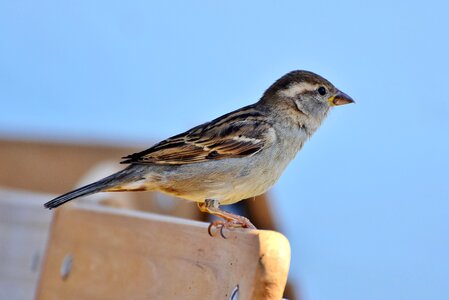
left=208, top=220, right=225, bottom=237
left=207, top=217, right=256, bottom=238
left=207, top=220, right=230, bottom=238
left=207, top=223, right=215, bottom=237
left=220, top=225, right=228, bottom=239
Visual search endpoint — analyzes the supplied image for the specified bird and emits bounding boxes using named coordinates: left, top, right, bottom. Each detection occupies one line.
left=44, top=70, right=354, bottom=235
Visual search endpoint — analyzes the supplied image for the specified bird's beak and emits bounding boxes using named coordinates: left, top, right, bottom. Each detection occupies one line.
left=328, top=91, right=355, bottom=106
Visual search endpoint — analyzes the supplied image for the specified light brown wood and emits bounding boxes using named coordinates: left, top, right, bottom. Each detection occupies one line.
left=36, top=204, right=290, bottom=300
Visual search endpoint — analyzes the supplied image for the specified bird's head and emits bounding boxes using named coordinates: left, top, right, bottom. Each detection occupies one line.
left=260, top=70, right=354, bottom=127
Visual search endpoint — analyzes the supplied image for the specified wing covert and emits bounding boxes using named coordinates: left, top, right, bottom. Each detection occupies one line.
left=121, top=106, right=275, bottom=165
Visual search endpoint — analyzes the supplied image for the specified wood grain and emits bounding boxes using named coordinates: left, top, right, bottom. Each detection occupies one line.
left=36, top=204, right=290, bottom=300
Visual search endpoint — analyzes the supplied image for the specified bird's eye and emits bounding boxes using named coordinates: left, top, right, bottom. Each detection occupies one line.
left=317, top=86, right=327, bottom=96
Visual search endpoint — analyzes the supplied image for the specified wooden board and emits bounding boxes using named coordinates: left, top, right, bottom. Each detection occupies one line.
left=36, top=204, right=290, bottom=300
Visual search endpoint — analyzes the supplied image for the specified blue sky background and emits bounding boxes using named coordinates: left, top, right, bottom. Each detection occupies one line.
left=1, top=1, right=448, bottom=299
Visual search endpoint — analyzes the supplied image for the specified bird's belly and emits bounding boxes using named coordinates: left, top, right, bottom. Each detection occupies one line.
left=146, top=142, right=299, bottom=205
left=153, top=169, right=271, bottom=205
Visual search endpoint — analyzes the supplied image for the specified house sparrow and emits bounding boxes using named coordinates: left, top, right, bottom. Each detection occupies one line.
left=44, top=70, right=354, bottom=235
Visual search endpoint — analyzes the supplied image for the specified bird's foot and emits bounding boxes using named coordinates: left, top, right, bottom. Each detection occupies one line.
left=198, top=199, right=257, bottom=238
left=207, top=216, right=256, bottom=238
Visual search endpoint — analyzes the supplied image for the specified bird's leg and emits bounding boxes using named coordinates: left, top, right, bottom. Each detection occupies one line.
left=198, top=199, right=256, bottom=237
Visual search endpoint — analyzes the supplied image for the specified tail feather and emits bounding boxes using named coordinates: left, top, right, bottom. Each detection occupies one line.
left=44, top=166, right=142, bottom=209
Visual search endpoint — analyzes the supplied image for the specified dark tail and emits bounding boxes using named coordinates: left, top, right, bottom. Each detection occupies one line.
left=44, top=166, right=142, bottom=209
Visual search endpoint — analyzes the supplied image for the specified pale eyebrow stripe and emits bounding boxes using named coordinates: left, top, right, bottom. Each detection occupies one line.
left=278, top=82, right=316, bottom=98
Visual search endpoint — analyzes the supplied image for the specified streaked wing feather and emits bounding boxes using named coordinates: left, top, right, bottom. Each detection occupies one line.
left=121, top=105, right=275, bottom=165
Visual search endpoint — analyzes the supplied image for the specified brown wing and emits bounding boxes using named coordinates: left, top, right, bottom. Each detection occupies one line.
left=121, top=105, right=276, bottom=165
